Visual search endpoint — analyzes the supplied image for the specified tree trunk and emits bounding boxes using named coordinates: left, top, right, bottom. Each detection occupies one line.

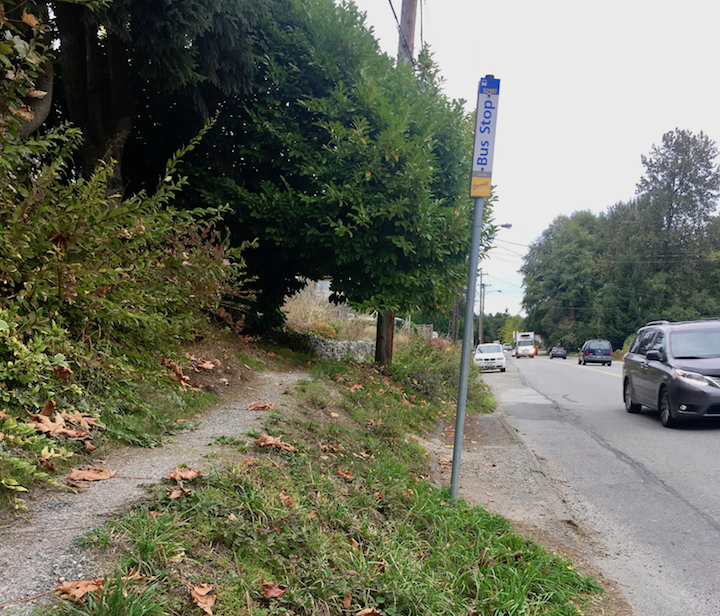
left=374, top=310, right=396, bottom=366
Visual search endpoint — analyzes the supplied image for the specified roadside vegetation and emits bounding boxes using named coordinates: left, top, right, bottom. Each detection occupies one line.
left=38, top=335, right=602, bottom=616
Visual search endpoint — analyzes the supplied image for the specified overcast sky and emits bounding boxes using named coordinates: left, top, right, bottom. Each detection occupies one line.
left=346, top=0, right=720, bottom=317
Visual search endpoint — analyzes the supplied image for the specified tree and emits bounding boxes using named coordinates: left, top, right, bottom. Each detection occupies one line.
left=521, top=211, right=602, bottom=348
left=18, top=0, right=261, bottom=194
left=637, top=128, right=720, bottom=232
left=174, top=3, right=489, bottom=362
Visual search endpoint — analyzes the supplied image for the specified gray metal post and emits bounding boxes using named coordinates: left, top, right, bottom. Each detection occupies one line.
left=450, top=196, right=485, bottom=501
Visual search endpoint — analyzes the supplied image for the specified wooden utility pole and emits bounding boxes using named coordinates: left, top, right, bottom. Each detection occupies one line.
left=397, top=0, right=417, bottom=64
left=375, top=0, right=418, bottom=366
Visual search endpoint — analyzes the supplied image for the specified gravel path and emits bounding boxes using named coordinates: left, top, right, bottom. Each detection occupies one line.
left=0, top=369, right=309, bottom=614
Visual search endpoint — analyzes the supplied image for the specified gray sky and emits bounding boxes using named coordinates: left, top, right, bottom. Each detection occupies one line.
left=347, top=0, right=720, bottom=316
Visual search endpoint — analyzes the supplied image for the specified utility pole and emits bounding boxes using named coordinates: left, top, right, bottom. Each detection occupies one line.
left=374, top=0, right=417, bottom=366
left=398, top=0, right=417, bottom=64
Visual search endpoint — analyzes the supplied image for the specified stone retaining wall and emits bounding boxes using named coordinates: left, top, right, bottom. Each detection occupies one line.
left=307, top=335, right=375, bottom=362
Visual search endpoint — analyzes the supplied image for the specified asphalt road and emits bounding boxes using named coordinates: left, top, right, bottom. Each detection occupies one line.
left=485, top=353, right=720, bottom=616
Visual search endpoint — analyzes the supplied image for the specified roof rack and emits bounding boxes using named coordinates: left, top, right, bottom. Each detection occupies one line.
left=645, top=320, right=669, bottom=326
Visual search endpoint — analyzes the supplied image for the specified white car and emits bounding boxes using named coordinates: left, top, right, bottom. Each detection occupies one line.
left=473, top=343, right=506, bottom=372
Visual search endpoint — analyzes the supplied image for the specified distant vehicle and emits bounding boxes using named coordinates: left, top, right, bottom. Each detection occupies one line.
left=623, top=319, right=720, bottom=428
left=502, top=343, right=512, bottom=352
left=549, top=346, right=567, bottom=359
left=578, top=339, right=612, bottom=366
left=474, top=343, right=506, bottom=372
left=514, top=331, right=536, bottom=358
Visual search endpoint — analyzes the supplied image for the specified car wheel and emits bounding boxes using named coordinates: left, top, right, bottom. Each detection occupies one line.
left=659, top=388, right=678, bottom=428
left=608, top=361, right=612, bottom=366
left=578, top=357, right=582, bottom=365
left=500, top=368, right=506, bottom=372
left=624, top=379, right=641, bottom=413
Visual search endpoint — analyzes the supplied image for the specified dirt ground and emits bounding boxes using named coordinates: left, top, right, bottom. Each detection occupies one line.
left=1, top=338, right=634, bottom=615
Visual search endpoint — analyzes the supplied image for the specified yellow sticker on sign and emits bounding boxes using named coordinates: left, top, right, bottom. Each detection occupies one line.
left=470, top=176, right=492, bottom=198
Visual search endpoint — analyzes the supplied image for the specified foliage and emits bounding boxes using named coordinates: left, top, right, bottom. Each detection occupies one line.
left=390, top=334, right=492, bottom=412
left=173, top=1, right=489, bottom=332
left=51, top=344, right=600, bottom=616
left=521, top=129, right=720, bottom=349
left=0, top=7, right=254, bottom=496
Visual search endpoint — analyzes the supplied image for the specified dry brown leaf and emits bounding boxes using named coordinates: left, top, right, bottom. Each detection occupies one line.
left=22, top=9, right=40, bottom=29
left=66, top=467, right=116, bottom=483
left=330, top=412, right=339, bottom=418
left=335, top=374, right=345, bottom=382
left=61, top=411, right=105, bottom=431
left=56, top=578, right=105, bottom=601
left=197, top=360, right=216, bottom=371
left=348, top=383, right=363, bottom=392
left=53, top=365, right=74, bottom=382
left=337, top=469, right=354, bottom=481
left=308, top=511, right=317, bottom=520
left=261, top=579, right=288, bottom=599
left=168, top=551, right=185, bottom=563
left=343, top=594, right=352, bottom=609
left=37, top=457, right=57, bottom=472
left=255, top=432, right=295, bottom=452
left=166, top=487, right=184, bottom=500
left=242, top=457, right=255, bottom=466
left=219, top=378, right=230, bottom=385
left=190, top=583, right=216, bottom=615
left=356, top=609, right=384, bottom=616
left=167, top=467, right=202, bottom=482
left=10, top=104, right=34, bottom=121
left=279, top=491, right=295, bottom=508
left=41, top=400, right=56, bottom=417
left=247, top=400, right=275, bottom=411
left=320, top=443, right=344, bottom=453
left=228, top=513, right=238, bottom=521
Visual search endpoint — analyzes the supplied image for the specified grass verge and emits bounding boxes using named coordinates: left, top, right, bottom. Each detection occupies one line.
left=42, top=338, right=602, bottom=616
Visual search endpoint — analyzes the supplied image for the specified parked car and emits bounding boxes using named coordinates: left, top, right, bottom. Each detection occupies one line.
left=623, top=319, right=720, bottom=427
left=578, top=339, right=612, bottom=366
left=502, top=343, right=512, bottom=352
left=549, top=346, right=567, bottom=359
left=473, top=343, right=506, bottom=372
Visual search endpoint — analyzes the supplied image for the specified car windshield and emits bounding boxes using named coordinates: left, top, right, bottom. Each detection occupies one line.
left=477, top=344, right=502, bottom=353
left=518, top=340, right=533, bottom=347
left=670, top=331, right=720, bottom=358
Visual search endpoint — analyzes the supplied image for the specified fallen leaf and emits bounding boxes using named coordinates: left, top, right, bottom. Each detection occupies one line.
left=343, top=594, right=352, bottom=609
left=261, top=579, right=287, bottom=599
left=169, top=551, right=185, bottom=563
left=56, top=578, right=105, bottom=601
left=356, top=609, right=384, bottom=616
left=330, top=412, right=339, bottom=418
left=22, top=9, right=40, bottom=29
left=190, top=583, right=216, bottom=615
left=279, top=491, right=295, bottom=508
left=228, top=513, right=238, bottom=521
left=197, top=360, right=216, bottom=371
left=348, top=383, right=363, bottom=392
left=66, top=467, right=116, bottom=483
left=242, top=457, right=255, bottom=466
left=41, top=400, right=56, bottom=417
left=38, top=457, right=57, bottom=472
left=247, top=400, right=275, bottom=411
left=337, top=469, right=354, bottom=481
left=255, top=432, right=295, bottom=452
left=308, top=511, right=316, bottom=520
left=54, top=365, right=74, bottom=383
left=166, top=487, right=184, bottom=500
left=167, top=467, right=202, bottom=482
left=219, top=378, right=230, bottom=385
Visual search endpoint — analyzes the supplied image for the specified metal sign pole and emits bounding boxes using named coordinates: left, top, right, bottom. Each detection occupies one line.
left=450, top=196, right=484, bottom=501
left=450, top=75, right=500, bottom=502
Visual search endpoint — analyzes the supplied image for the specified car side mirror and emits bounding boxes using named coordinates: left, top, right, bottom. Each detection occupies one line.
left=646, top=350, right=661, bottom=361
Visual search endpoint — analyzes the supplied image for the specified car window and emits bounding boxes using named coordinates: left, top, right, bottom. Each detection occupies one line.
left=670, top=331, right=720, bottom=358
left=589, top=341, right=611, bottom=350
left=478, top=344, right=502, bottom=353
left=635, top=330, right=656, bottom=355
left=650, top=332, right=665, bottom=353
left=628, top=334, right=641, bottom=353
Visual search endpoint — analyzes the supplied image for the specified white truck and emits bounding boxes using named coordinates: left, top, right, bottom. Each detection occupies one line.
left=514, top=331, right=537, bottom=358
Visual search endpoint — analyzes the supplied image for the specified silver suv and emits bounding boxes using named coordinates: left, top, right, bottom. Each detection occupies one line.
left=623, top=319, right=720, bottom=427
